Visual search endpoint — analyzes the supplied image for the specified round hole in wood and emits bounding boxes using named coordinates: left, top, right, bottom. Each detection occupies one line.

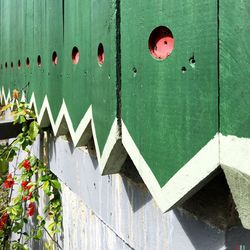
left=52, top=51, right=58, bottom=65
left=26, top=57, right=30, bottom=68
left=97, top=43, right=104, bottom=65
left=148, top=26, right=174, bottom=60
left=18, top=60, right=21, bottom=69
left=37, top=55, right=42, bottom=67
left=72, top=46, right=80, bottom=64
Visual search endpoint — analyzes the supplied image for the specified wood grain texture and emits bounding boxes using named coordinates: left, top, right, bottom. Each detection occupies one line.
left=220, top=0, right=250, bottom=138
left=0, top=0, right=118, bottom=154
left=121, top=0, right=218, bottom=186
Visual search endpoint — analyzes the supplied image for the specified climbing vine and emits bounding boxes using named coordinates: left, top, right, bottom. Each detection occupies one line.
left=0, top=90, right=62, bottom=250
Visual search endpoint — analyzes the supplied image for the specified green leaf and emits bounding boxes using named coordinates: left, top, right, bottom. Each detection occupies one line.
left=51, top=180, right=61, bottom=190
left=12, top=221, right=24, bottom=233
left=29, top=155, right=37, bottom=166
left=29, top=121, right=39, bottom=140
left=48, top=221, right=56, bottom=232
left=36, top=228, right=43, bottom=239
left=37, top=215, right=43, bottom=221
left=40, top=175, right=49, bottom=182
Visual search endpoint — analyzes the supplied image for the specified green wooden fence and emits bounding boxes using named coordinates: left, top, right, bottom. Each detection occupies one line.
left=1, top=0, right=250, bottom=227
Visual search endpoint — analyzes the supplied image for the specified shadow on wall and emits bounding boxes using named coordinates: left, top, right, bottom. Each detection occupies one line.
left=180, top=169, right=241, bottom=230
left=120, top=156, right=152, bottom=212
left=172, top=209, right=225, bottom=250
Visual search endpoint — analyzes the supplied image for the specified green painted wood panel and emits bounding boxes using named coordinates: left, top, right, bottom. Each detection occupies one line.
left=5, top=0, right=250, bottom=213
left=90, top=0, right=117, bottom=152
left=121, top=0, right=218, bottom=187
left=0, top=0, right=117, bottom=155
left=220, top=0, right=250, bottom=138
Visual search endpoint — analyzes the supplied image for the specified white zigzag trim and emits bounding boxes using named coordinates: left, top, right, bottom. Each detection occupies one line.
left=19, top=91, right=119, bottom=174
left=122, top=120, right=220, bottom=212
left=4, top=87, right=250, bottom=213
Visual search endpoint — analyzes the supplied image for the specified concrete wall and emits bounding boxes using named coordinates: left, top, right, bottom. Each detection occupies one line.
left=28, top=134, right=250, bottom=249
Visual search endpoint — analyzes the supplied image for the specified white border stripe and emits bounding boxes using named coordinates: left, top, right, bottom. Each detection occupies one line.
left=1, top=88, right=119, bottom=175
left=4, top=88, right=250, bottom=213
left=220, top=134, right=250, bottom=176
left=122, top=120, right=219, bottom=212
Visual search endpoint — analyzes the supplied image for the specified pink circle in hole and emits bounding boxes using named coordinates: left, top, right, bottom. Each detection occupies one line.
left=72, top=47, right=80, bottom=64
left=97, top=43, right=104, bottom=65
left=148, top=26, right=174, bottom=60
left=52, top=51, right=58, bottom=65
left=18, top=60, right=21, bottom=69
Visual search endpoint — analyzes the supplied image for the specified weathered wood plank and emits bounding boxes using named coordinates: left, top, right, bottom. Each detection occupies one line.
left=120, top=0, right=219, bottom=210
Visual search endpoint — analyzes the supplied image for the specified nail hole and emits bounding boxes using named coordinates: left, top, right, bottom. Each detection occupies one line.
left=148, top=26, right=174, bottom=60
left=52, top=51, right=58, bottom=65
left=72, top=46, right=80, bottom=64
left=18, top=60, right=21, bottom=69
left=26, top=57, right=30, bottom=68
left=181, top=66, right=187, bottom=73
left=11, top=62, right=14, bottom=69
left=5, top=62, right=8, bottom=69
left=133, top=67, right=137, bottom=77
left=97, top=43, right=104, bottom=65
left=37, top=55, right=42, bottom=67
left=189, top=56, right=196, bottom=68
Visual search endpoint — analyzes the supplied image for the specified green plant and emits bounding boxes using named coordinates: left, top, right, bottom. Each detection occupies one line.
left=0, top=92, right=62, bottom=250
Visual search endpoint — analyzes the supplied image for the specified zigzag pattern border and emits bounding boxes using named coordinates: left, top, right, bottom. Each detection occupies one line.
left=0, top=87, right=121, bottom=175
left=2, top=87, right=250, bottom=214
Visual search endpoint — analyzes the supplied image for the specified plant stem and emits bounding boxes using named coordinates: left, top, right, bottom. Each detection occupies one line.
left=42, top=225, right=63, bottom=250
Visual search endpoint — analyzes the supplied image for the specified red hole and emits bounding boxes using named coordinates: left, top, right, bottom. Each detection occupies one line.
left=5, top=62, right=8, bottom=69
left=148, top=26, right=174, bottom=60
left=18, top=60, right=21, bottom=69
left=26, top=57, right=30, bottom=68
left=52, top=51, right=58, bottom=65
left=72, top=47, right=80, bottom=64
left=37, top=55, right=42, bottom=67
left=97, top=43, right=104, bottom=65
left=11, top=62, right=14, bottom=69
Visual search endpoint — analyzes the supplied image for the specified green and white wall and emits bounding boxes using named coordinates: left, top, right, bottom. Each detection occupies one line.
left=1, top=0, right=250, bottom=232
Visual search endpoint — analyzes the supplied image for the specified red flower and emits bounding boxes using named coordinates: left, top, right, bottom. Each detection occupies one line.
left=3, top=173, right=15, bottom=189
left=27, top=202, right=36, bottom=216
left=0, top=212, right=8, bottom=230
left=21, top=181, right=32, bottom=191
left=22, top=160, right=31, bottom=171
left=22, top=192, right=33, bottom=201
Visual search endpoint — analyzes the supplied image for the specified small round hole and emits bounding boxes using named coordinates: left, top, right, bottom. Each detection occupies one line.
left=148, top=26, right=174, bottom=60
left=181, top=66, right=187, bottom=73
left=132, top=67, right=137, bottom=77
left=18, top=60, right=21, bottom=69
left=97, top=43, right=104, bottom=65
left=52, top=51, right=58, bottom=65
left=5, top=62, right=8, bottom=69
left=26, top=57, right=30, bottom=68
left=72, top=46, right=80, bottom=64
left=189, top=57, right=196, bottom=68
left=37, top=55, right=42, bottom=67
left=11, top=62, right=14, bottom=69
